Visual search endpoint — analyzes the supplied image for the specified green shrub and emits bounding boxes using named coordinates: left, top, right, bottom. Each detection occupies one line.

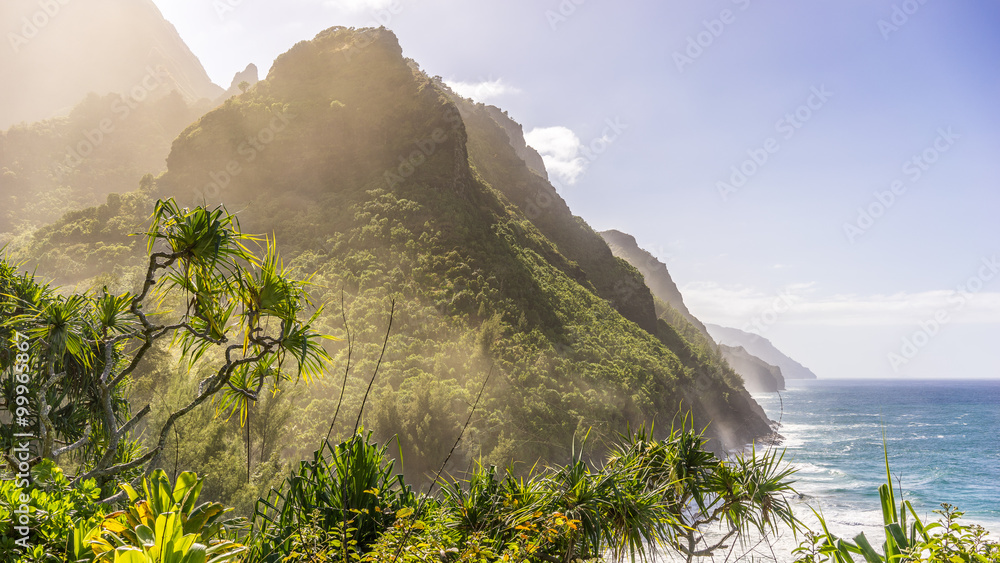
left=0, top=460, right=104, bottom=563
left=247, top=432, right=415, bottom=562
left=244, top=419, right=798, bottom=563
left=86, top=470, right=245, bottom=563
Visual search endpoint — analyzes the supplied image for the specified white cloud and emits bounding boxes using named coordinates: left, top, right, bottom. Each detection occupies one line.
left=680, top=281, right=1000, bottom=329
left=444, top=77, right=521, bottom=103
left=524, top=126, right=587, bottom=185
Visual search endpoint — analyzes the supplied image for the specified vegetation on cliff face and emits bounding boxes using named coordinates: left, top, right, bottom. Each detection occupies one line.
left=6, top=27, right=772, bottom=497
left=717, top=344, right=785, bottom=393
left=1, top=201, right=799, bottom=563
left=0, top=91, right=211, bottom=240
left=599, top=227, right=785, bottom=400
left=600, top=229, right=708, bottom=338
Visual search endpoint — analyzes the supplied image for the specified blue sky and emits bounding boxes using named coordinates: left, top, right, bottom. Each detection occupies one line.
left=150, top=0, right=1000, bottom=380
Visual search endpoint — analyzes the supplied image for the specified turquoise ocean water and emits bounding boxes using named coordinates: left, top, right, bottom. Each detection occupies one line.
left=754, top=379, right=1000, bottom=535
left=655, top=379, right=1000, bottom=562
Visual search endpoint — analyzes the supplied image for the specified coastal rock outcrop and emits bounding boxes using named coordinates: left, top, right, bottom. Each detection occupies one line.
left=718, top=344, right=785, bottom=392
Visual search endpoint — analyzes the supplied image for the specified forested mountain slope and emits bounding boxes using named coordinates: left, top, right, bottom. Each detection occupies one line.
left=13, top=28, right=773, bottom=487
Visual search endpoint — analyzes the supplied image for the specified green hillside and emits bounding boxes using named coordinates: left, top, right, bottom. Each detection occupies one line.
left=11, top=27, right=771, bottom=492
left=0, top=90, right=212, bottom=239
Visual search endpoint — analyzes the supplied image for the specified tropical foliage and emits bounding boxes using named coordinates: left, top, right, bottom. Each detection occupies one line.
left=792, top=441, right=1000, bottom=563
left=248, top=432, right=414, bottom=562
left=244, top=421, right=799, bottom=563
left=0, top=199, right=332, bottom=494
left=85, top=470, right=245, bottom=563
left=0, top=461, right=105, bottom=562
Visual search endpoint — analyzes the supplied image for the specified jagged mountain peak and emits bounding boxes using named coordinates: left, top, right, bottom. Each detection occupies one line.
left=219, top=63, right=260, bottom=100
left=230, top=63, right=259, bottom=90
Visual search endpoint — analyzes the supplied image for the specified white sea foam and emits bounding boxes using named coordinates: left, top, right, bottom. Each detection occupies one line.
left=677, top=380, right=1000, bottom=561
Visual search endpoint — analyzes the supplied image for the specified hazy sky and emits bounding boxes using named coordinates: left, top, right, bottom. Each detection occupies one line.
left=150, top=0, right=1000, bottom=380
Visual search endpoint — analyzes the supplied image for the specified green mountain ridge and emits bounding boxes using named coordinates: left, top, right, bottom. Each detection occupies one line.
left=0, top=90, right=213, bottom=240
left=600, top=229, right=709, bottom=337
left=718, top=344, right=785, bottom=393
left=600, top=228, right=788, bottom=393
left=10, top=27, right=774, bottom=487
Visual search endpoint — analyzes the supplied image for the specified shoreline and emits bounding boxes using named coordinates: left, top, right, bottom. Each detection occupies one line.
left=750, top=380, right=1000, bottom=538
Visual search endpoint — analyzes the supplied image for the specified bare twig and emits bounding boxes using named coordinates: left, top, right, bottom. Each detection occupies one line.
left=324, top=290, right=353, bottom=445
left=353, top=299, right=395, bottom=436
left=390, top=364, right=494, bottom=562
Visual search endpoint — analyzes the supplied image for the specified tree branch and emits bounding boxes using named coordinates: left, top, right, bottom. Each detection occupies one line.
left=142, top=346, right=273, bottom=475
left=675, top=525, right=738, bottom=558
left=117, top=404, right=152, bottom=439
left=37, top=365, right=66, bottom=459
left=53, top=425, right=91, bottom=458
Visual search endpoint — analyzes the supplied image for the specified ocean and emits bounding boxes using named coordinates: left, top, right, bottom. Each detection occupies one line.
left=654, top=379, right=1000, bottom=562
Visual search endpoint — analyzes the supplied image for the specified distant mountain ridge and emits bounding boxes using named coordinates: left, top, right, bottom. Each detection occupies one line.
left=600, top=229, right=708, bottom=336
left=600, top=229, right=796, bottom=395
left=707, top=324, right=818, bottom=380
left=0, top=0, right=223, bottom=129
left=718, top=345, right=785, bottom=392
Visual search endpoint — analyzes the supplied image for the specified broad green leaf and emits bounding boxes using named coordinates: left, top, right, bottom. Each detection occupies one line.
left=113, top=547, right=150, bottom=563
left=173, top=472, right=199, bottom=508
left=853, top=532, right=885, bottom=563
left=135, top=524, right=155, bottom=547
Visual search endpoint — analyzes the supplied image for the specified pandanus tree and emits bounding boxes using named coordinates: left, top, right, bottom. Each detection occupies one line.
left=605, top=420, right=800, bottom=562
left=0, top=199, right=332, bottom=497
